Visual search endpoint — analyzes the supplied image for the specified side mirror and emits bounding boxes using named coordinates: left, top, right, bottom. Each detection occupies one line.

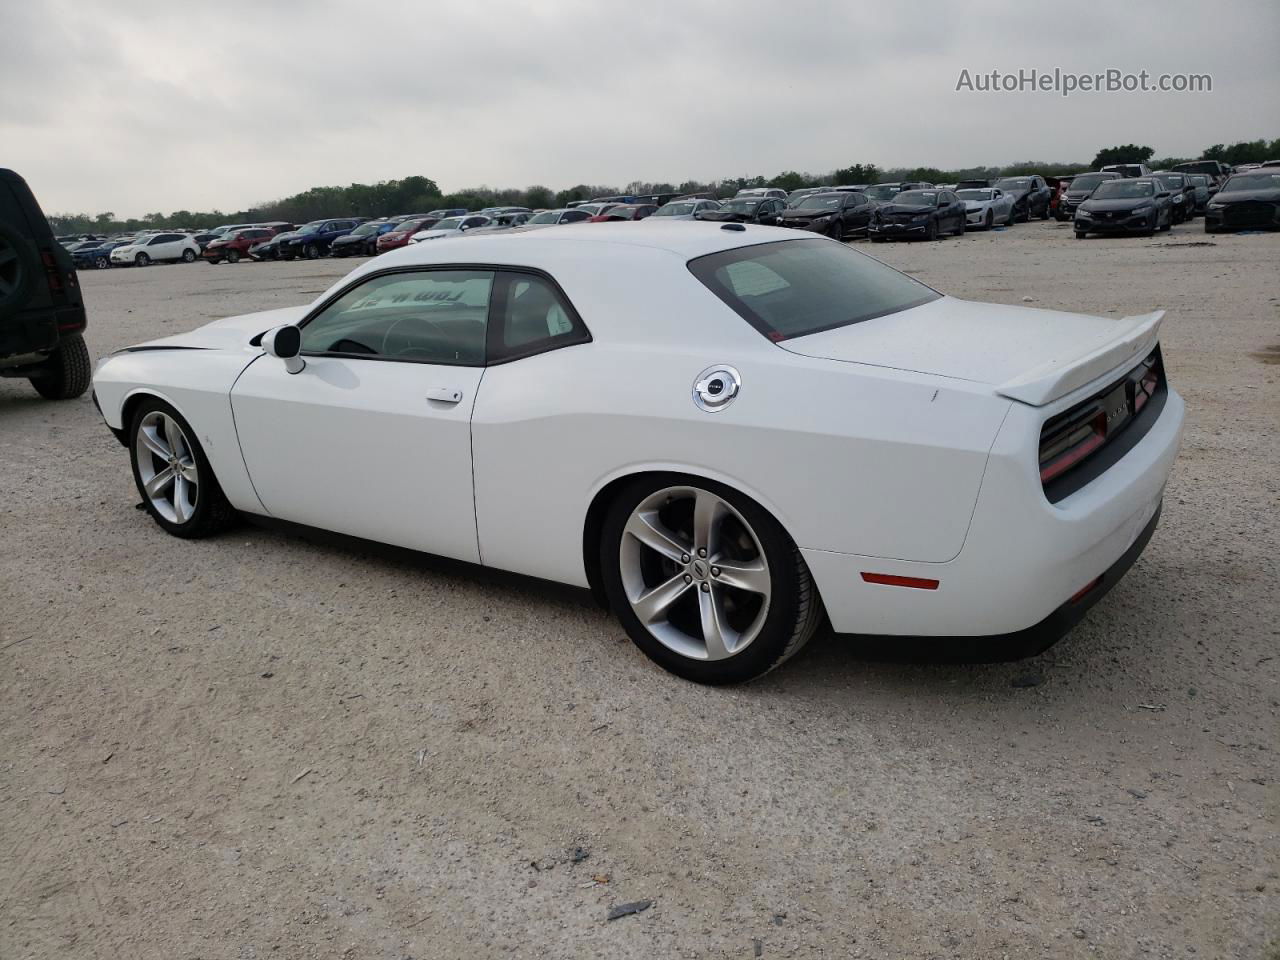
left=263, top=325, right=305, bottom=375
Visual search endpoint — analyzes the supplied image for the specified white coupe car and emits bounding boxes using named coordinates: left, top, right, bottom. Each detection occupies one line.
left=91, top=223, right=1184, bottom=683
left=957, top=188, right=1017, bottom=229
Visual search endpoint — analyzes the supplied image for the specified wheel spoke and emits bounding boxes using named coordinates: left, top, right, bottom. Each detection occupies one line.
left=144, top=465, right=175, bottom=498
left=163, top=416, right=186, bottom=460
left=624, top=510, right=687, bottom=563
left=692, top=491, right=721, bottom=558
left=172, top=476, right=190, bottom=521
left=177, top=459, right=199, bottom=483
left=712, top=556, right=770, bottom=596
left=698, top=586, right=731, bottom=660
left=139, top=425, right=170, bottom=460
left=632, top=573, right=691, bottom=625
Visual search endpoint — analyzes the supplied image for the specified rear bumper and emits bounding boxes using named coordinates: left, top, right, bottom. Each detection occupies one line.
left=804, top=385, right=1184, bottom=637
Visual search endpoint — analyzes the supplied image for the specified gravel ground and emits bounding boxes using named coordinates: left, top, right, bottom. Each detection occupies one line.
left=2, top=221, right=1277, bottom=960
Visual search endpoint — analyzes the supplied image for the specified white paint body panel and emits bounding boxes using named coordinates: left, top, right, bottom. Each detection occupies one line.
left=92, top=222, right=1185, bottom=638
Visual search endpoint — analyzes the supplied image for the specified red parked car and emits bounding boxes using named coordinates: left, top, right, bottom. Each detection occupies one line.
left=375, top=217, right=438, bottom=253
left=586, top=203, right=659, bottom=223
left=202, top=227, right=275, bottom=264
left=1047, top=176, right=1074, bottom=218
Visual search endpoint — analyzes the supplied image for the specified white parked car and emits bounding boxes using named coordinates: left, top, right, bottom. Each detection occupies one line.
left=651, top=198, right=723, bottom=221
left=957, top=187, right=1017, bottom=229
left=409, top=214, right=491, bottom=243
left=517, top=208, right=595, bottom=230
left=91, top=224, right=1184, bottom=683
left=109, top=232, right=201, bottom=266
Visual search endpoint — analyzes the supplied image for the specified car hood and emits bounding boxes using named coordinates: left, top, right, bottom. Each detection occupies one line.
left=332, top=233, right=369, bottom=243
left=779, top=296, right=1165, bottom=405
left=875, top=203, right=935, bottom=216
left=128, top=306, right=311, bottom=353
left=962, top=199, right=994, bottom=209
left=1080, top=197, right=1154, bottom=211
left=1214, top=189, right=1280, bottom=203
left=408, top=229, right=457, bottom=241
left=778, top=209, right=833, bottom=220
left=698, top=210, right=751, bottom=222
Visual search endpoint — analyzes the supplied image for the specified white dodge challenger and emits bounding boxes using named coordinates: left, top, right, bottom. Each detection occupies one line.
left=92, top=223, right=1184, bottom=683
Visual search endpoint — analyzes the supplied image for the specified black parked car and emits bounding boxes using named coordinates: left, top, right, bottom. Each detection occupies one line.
left=868, top=189, right=966, bottom=241
left=329, top=220, right=397, bottom=257
left=776, top=191, right=875, bottom=239
left=1073, top=178, right=1172, bottom=238
left=862, top=181, right=933, bottom=203
left=0, top=168, right=91, bottom=399
left=248, top=232, right=289, bottom=261
left=1055, top=171, right=1121, bottom=221
left=695, top=196, right=787, bottom=225
left=993, top=175, right=1052, bottom=221
left=278, top=218, right=364, bottom=260
left=1151, top=172, right=1196, bottom=222
left=1204, top=170, right=1280, bottom=233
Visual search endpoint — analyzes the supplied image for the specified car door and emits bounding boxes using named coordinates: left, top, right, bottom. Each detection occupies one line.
left=150, top=233, right=177, bottom=260
left=230, top=268, right=493, bottom=562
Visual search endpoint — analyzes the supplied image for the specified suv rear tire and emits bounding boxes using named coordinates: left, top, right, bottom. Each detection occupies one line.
left=29, top=333, right=91, bottom=399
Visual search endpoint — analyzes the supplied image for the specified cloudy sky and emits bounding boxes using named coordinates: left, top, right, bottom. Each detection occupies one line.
left=3, top=0, right=1276, bottom=217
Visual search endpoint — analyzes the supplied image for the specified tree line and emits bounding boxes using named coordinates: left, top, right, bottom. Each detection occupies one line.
left=47, top=137, right=1277, bottom=235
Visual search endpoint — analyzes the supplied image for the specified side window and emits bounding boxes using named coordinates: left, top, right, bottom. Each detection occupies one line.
left=563, top=210, right=589, bottom=223
left=300, top=270, right=494, bottom=365
left=490, top=271, right=590, bottom=362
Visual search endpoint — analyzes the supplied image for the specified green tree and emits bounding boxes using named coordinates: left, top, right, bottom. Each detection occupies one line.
left=832, top=163, right=880, bottom=185
left=1091, top=144, right=1155, bottom=168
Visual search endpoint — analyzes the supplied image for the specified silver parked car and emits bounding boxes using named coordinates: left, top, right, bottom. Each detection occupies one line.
left=650, top=198, right=723, bottom=221
left=957, top=188, right=1016, bottom=229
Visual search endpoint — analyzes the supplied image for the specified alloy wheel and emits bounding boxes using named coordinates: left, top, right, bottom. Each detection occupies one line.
left=618, top=486, right=771, bottom=661
left=135, top=411, right=199, bottom=523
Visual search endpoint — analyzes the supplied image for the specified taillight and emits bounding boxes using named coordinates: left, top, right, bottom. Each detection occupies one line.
left=40, top=250, right=64, bottom=293
left=1133, top=362, right=1160, bottom=413
left=1039, top=408, right=1106, bottom=483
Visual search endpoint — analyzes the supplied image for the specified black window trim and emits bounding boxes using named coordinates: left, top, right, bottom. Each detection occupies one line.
left=285, top=262, right=592, bottom=368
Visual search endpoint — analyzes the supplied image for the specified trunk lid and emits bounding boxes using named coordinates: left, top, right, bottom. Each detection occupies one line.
left=780, top=296, right=1165, bottom=406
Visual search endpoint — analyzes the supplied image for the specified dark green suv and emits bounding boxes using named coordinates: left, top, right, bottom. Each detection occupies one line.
left=0, top=169, right=90, bottom=399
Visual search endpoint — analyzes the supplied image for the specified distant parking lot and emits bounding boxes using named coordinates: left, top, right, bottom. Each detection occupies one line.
left=2, top=220, right=1277, bottom=958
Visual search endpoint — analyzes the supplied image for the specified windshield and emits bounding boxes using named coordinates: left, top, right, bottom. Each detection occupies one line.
left=298, top=223, right=325, bottom=234
left=956, top=189, right=994, bottom=201
left=1221, top=173, right=1280, bottom=192
left=795, top=195, right=842, bottom=211
left=432, top=217, right=464, bottom=230
left=689, top=238, right=939, bottom=342
left=348, top=223, right=380, bottom=236
left=1092, top=180, right=1156, bottom=199
left=528, top=211, right=563, bottom=224
left=607, top=206, right=640, bottom=219
left=994, top=178, right=1030, bottom=191
left=721, top=199, right=760, bottom=212
left=893, top=191, right=938, bottom=207
left=654, top=202, right=696, bottom=217
left=1069, top=174, right=1113, bottom=192
left=1155, top=175, right=1184, bottom=187
left=1188, top=175, right=1210, bottom=187
left=863, top=184, right=899, bottom=201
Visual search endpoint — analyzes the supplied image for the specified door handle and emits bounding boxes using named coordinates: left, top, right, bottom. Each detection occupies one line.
left=427, top=387, right=464, bottom=404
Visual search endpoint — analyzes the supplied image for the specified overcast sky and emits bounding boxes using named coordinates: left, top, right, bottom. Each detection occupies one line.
left=3, top=0, right=1276, bottom=217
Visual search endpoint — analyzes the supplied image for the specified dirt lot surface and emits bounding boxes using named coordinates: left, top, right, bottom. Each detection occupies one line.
left=2, top=221, right=1278, bottom=959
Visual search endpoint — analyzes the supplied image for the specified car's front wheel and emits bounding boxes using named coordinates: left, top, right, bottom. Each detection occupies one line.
left=227, top=249, right=241, bottom=263
left=984, top=210, right=993, bottom=229
left=129, top=399, right=236, bottom=539
left=135, top=252, right=150, bottom=267
left=304, top=243, right=320, bottom=259
left=29, top=333, right=91, bottom=399
left=94, top=256, right=110, bottom=269
left=601, top=477, right=823, bottom=684
left=925, top=219, right=938, bottom=241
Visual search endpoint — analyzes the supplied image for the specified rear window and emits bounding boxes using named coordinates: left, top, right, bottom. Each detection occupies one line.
left=688, top=238, right=939, bottom=342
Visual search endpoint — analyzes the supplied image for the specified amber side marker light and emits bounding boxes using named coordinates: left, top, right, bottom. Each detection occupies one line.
left=1069, top=576, right=1103, bottom=604
left=860, top=572, right=940, bottom=590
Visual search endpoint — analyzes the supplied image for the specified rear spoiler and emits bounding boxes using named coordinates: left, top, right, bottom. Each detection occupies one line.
left=996, top=310, right=1165, bottom=406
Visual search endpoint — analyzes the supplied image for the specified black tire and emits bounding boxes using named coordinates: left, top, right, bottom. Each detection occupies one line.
left=227, top=249, right=241, bottom=264
left=29, top=333, right=91, bottom=400
left=984, top=210, right=993, bottom=230
left=1038, top=199, right=1050, bottom=220
left=135, top=252, right=150, bottom=267
left=925, top=219, right=938, bottom=241
left=600, top=475, right=824, bottom=684
left=128, top=398, right=236, bottom=539
left=827, top=219, right=843, bottom=241
left=181, top=248, right=197, bottom=263
left=94, top=256, right=110, bottom=269
left=1204, top=222, right=1216, bottom=234
left=955, top=217, right=966, bottom=236
left=1075, top=231, right=1086, bottom=239
left=304, top=243, right=320, bottom=260
left=1159, top=211, right=1171, bottom=233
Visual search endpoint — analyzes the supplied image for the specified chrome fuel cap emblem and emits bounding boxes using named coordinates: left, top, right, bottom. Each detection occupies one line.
left=693, top=364, right=741, bottom=412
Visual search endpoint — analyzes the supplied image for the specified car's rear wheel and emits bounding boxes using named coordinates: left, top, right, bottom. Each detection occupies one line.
left=601, top=477, right=823, bottom=684
left=1075, top=230, right=1086, bottom=239
left=135, top=252, right=151, bottom=267
left=181, top=249, right=197, bottom=263
left=129, top=400, right=235, bottom=539
left=94, top=255, right=110, bottom=269
left=29, top=333, right=91, bottom=400
left=227, top=249, right=241, bottom=264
